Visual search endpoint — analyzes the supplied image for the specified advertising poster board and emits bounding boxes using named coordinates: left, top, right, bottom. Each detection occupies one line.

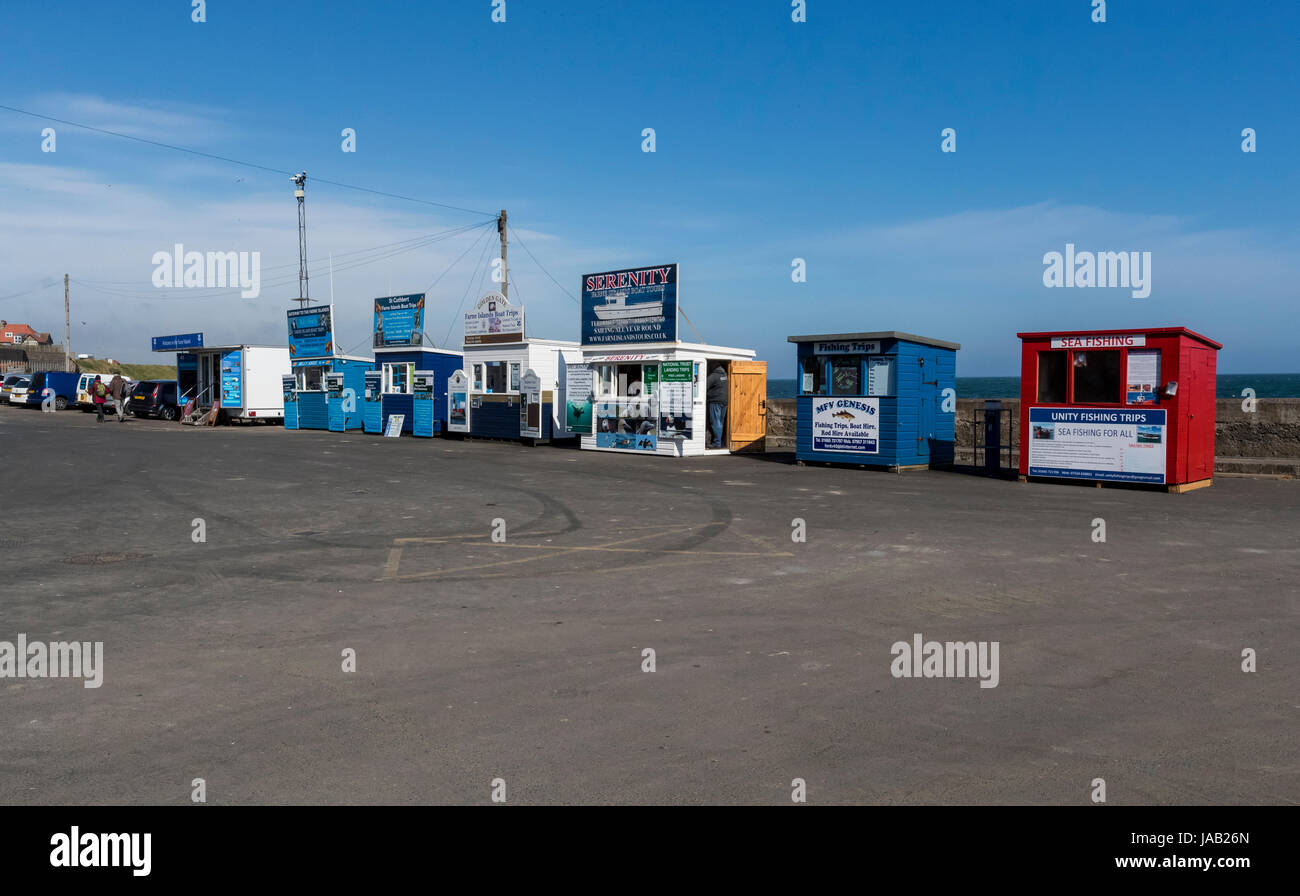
left=580, top=263, right=677, bottom=346
left=520, top=369, right=542, bottom=437
left=464, top=292, right=524, bottom=345
left=220, top=349, right=243, bottom=407
left=657, top=360, right=693, bottom=439
left=373, top=294, right=425, bottom=347
left=383, top=414, right=405, bottom=437
left=1125, top=349, right=1161, bottom=405
left=1028, top=407, right=1166, bottom=483
left=565, top=364, right=594, bottom=435
left=287, top=305, right=335, bottom=360
left=282, top=374, right=297, bottom=401
left=812, top=396, right=880, bottom=453
left=447, top=370, right=469, bottom=432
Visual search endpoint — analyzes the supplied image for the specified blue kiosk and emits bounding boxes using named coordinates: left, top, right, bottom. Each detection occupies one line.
left=284, top=303, right=372, bottom=431
left=787, top=331, right=960, bottom=470
left=368, top=293, right=462, bottom=437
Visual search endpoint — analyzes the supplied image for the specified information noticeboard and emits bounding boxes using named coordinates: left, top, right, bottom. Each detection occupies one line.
left=383, top=414, right=405, bottom=438
left=564, top=364, right=594, bottom=435
left=220, top=350, right=243, bottom=407
left=1028, top=407, right=1166, bottom=484
left=281, top=374, right=297, bottom=401
left=1125, top=350, right=1161, bottom=405
left=657, top=360, right=693, bottom=439
left=287, top=305, right=335, bottom=360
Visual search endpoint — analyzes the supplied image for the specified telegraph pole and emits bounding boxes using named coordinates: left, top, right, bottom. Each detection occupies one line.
left=64, top=273, right=71, bottom=372
left=497, top=209, right=508, bottom=299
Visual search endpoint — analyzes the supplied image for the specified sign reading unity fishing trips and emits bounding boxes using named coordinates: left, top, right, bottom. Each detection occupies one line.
left=812, top=397, right=879, bottom=454
left=564, top=364, right=594, bottom=435
left=287, top=304, right=335, bottom=359
left=373, top=294, right=425, bottom=347
left=580, top=263, right=677, bottom=346
left=1028, top=407, right=1166, bottom=483
left=464, top=292, right=524, bottom=345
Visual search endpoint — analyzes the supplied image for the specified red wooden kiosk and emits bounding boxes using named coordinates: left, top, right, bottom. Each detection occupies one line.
left=1016, top=327, right=1221, bottom=492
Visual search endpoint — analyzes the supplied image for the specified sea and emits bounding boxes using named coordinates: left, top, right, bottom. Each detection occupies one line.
left=767, top=374, right=1300, bottom=400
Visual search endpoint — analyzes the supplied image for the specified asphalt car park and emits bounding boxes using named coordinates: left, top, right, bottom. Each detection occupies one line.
left=0, top=405, right=1296, bottom=804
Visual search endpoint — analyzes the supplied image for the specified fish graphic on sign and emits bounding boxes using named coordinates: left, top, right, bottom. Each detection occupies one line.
left=833, top=410, right=856, bottom=420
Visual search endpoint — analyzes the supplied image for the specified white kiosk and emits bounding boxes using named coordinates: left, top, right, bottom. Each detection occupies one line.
left=571, top=264, right=766, bottom=457
left=455, top=292, right=580, bottom=444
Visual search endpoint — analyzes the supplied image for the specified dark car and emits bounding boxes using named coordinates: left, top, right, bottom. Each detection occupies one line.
left=127, top=380, right=180, bottom=420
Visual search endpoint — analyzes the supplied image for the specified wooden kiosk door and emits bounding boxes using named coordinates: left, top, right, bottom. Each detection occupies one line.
left=727, top=360, right=767, bottom=452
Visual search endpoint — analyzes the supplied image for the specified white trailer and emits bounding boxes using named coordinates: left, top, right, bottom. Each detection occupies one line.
left=184, top=344, right=290, bottom=422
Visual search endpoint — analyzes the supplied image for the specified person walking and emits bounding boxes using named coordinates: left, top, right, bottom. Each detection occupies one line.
left=706, top=364, right=728, bottom=449
left=108, top=372, right=126, bottom=422
left=90, top=375, right=109, bottom=422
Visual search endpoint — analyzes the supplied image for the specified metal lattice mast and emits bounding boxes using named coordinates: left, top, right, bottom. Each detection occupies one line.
left=293, top=172, right=309, bottom=308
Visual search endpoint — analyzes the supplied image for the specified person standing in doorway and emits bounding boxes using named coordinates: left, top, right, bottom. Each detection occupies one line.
left=108, top=372, right=126, bottom=422
left=90, top=375, right=108, bottom=422
left=706, top=364, right=728, bottom=449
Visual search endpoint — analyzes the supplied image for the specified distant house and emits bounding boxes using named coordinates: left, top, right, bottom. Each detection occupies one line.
left=0, top=320, right=54, bottom=345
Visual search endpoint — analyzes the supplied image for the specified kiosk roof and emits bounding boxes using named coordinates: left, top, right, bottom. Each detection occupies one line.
left=786, top=331, right=961, bottom=351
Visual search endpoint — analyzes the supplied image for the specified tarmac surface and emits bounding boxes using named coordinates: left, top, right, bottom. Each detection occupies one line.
left=1, top=404, right=1296, bottom=804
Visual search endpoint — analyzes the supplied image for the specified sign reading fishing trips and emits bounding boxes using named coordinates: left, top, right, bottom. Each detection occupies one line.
left=581, top=263, right=677, bottom=346
left=1028, top=407, right=1166, bottom=484
left=812, top=397, right=879, bottom=454
left=464, top=292, right=524, bottom=345
left=287, top=304, right=335, bottom=360
left=373, top=294, right=425, bottom=347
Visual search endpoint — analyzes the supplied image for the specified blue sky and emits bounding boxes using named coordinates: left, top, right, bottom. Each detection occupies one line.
left=1, top=0, right=1296, bottom=374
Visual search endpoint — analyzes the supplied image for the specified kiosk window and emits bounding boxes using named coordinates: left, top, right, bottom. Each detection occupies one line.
left=298, top=366, right=326, bottom=391
left=830, top=357, right=860, bottom=396
left=617, top=364, right=645, bottom=397
left=485, top=361, right=507, bottom=393
left=384, top=363, right=413, bottom=394
left=1037, top=351, right=1066, bottom=403
left=1072, top=350, right=1121, bottom=403
left=800, top=356, right=823, bottom=395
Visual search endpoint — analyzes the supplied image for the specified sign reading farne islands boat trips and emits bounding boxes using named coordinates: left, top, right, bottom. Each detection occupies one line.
left=581, top=263, right=677, bottom=346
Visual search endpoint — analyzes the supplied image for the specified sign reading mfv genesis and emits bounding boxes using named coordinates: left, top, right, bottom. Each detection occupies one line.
left=813, top=397, right=880, bottom=454
left=581, top=263, right=677, bottom=346
left=464, top=292, right=523, bottom=345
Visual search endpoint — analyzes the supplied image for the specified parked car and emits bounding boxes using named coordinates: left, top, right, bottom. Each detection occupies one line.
left=6, top=376, right=32, bottom=404
left=126, top=380, right=180, bottom=420
left=21, top=371, right=79, bottom=410
left=1, top=373, right=27, bottom=402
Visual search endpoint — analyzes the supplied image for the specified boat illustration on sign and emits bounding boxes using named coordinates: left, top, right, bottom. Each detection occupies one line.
left=592, top=293, right=663, bottom=321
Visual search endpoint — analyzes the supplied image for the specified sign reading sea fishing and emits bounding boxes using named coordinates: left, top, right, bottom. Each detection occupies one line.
left=581, top=263, right=677, bottom=346
left=464, top=292, right=524, bottom=345
left=657, top=360, right=693, bottom=439
left=564, top=364, right=594, bottom=435
left=1028, top=407, right=1166, bottom=483
left=373, top=294, right=425, bottom=347
left=1050, top=334, right=1145, bottom=349
left=287, top=305, right=335, bottom=360
left=813, top=397, right=879, bottom=454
